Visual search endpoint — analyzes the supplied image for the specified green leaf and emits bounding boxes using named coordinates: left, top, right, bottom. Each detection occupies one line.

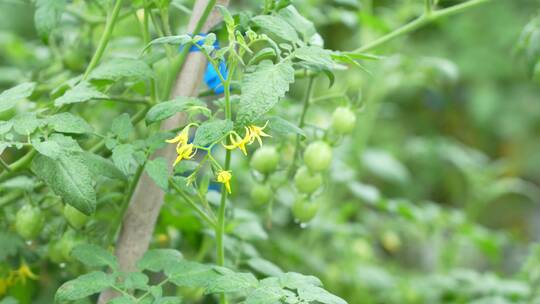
left=137, top=249, right=183, bottom=272
left=246, top=286, right=285, bottom=304
left=71, top=244, right=119, bottom=269
left=145, top=97, right=204, bottom=125
left=247, top=258, right=283, bottom=277
left=237, top=60, right=294, bottom=124
left=0, top=176, right=36, bottom=191
left=79, top=152, right=126, bottom=181
left=34, top=0, right=66, bottom=40
left=155, top=297, right=182, bottom=304
left=32, top=133, right=83, bottom=159
left=55, top=271, right=114, bottom=302
left=297, top=285, right=348, bottom=304
left=118, top=272, right=149, bottom=290
left=248, top=48, right=277, bottom=66
left=165, top=261, right=221, bottom=288
left=111, top=113, right=134, bottom=140
left=278, top=6, right=317, bottom=42
left=145, top=35, right=192, bottom=52
left=145, top=157, right=169, bottom=191
left=32, top=153, right=97, bottom=215
left=294, top=46, right=334, bottom=69
left=278, top=272, right=322, bottom=289
left=54, top=81, right=108, bottom=107
left=33, top=139, right=63, bottom=159
left=266, top=116, right=305, bottom=137
left=108, top=296, right=136, bottom=304
left=90, top=58, right=155, bottom=81
left=0, top=121, right=12, bottom=134
left=0, top=231, right=24, bottom=261
left=0, top=82, right=35, bottom=112
left=12, top=112, right=42, bottom=135
left=217, top=5, right=234, bottom=26
left=112, top=144, right=138, bottom=176
left=193, top=119, right=233, bottom=146
left=206, top=272, right=259, bottom=294
left=331, top=53, right=371, bottom=75
left=46, top=112, right=93, bottom=134
left=252, top=15, right=299, bottom=43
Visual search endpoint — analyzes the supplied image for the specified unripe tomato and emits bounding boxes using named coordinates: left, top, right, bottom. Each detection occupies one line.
left=294, top=166, right=322, bottom=194
left=331, top=107, right=357, bottom=134
left=63, top=205, right=89, bottom=230
left=292, top=198, right=319, bottom=223
left=250, top=183, right=272, bottom=205
left=251, top=146, right=280, bottom=174
left=303, top=141, right=332, bottom=172
left=381, top=231, right=401, bottom=253
left=48, top=241, right=64, bottom=264
left=15, top=205, right=44, bottom=240
left=269, top=171, right=288, bottom=188
left=58, top=232, right=78, bottom=261
left=63, top=50, right=86, bottom=72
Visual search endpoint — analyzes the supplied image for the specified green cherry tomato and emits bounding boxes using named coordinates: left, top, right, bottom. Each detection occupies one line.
left=15, top=205, right=44, bottom=240
left=331, top=107, right=357, bottom=134
left=250, top=183, right=273, bottom=205
left=58, top=232, right=78, bottom=262
left=303, top=141, right=333, bottom=172
left=63, top=50, right=86, bottom=72
left=251, top=146, right=280, bottom=174
left=48, top=241, right=65, bottom=264
left=294, top=166, right=322, bottom=194
left=292, top=198, right=319, bottom=223
left=63, top=205, right=90, bottom=230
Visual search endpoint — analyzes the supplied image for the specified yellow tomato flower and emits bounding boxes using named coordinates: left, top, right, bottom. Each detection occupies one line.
left=173, top=143, right=196, bottom=166
left=156, top=233, right=169, bottom=244
left=216, top=170, right=232, bottom=193
left=10, top=264, right=38, bottom=285
left=223, top=127, right=251, bottom=155
left=166, top=125, right=191, bottom=147
left=248, top=121, right=271, bottom=146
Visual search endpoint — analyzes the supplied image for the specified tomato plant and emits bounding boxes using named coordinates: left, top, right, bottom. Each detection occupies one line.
left=2, top=0, right=540, bottom=303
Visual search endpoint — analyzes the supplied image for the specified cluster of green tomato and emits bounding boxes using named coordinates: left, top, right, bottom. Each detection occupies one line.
left=14, top=202, right=89, bottom=263
left=249, top=106, right=357, bottom=223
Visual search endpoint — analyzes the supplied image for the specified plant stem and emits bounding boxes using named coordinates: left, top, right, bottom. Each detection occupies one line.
left=288, top=76, right=315, bottom=177
left=108, top=163, right=146, bottom=243
left=353, top=0, right=491, bottom=53
left=0, top=191, right=23, bottom=207
left=0, top=150, right=36, bottom=183
left=169, top=178, right=216, bottom=227
left=82, top=0, right=124, bottom=80
left=424, top=0, right=433, bottom=14
left=161, top=0, right=217, bottom=99
left=216, top=63, right=234, bottom=304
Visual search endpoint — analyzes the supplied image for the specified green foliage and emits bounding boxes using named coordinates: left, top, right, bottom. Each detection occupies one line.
left=55, top=271, right=115, bottom=302
left=192, top=119, right=233, bottom=146
left=237, top=60, right=295, bottom=124
left=0, top=82, right=35, bottom=112
left=54, top=82, right=108, bottom=107
left=32, top=153, right=97, bottom=215
left=34, top=0, right=66, bottom=40
left=56, top=245, right=344, bottom=303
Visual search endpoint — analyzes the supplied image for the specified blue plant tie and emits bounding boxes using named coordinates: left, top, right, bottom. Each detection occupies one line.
left=180, top=33, right=227, bottom=94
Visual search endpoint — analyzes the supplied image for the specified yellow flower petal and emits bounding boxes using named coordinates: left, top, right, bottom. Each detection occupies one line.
left=216, top=170, right=232, bottom=193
